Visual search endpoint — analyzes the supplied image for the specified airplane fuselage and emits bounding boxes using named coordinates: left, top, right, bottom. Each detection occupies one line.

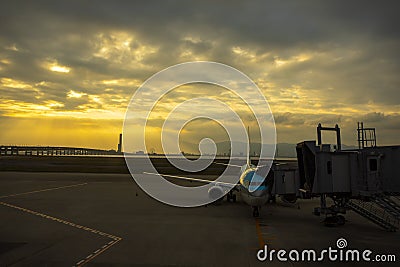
left=238, top=165, right=270, bottom=212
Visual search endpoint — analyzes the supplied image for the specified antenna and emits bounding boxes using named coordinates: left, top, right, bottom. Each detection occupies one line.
left=247, top=126, right=251, bottom=167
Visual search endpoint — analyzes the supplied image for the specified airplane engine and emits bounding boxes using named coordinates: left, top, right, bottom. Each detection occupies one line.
left=208, top=185, right=225, bottom=202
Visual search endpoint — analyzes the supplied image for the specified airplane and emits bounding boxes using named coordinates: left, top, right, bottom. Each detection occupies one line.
left=142, top=128, right=276, bottom=217
left=144, top=155, right=273, bottom=217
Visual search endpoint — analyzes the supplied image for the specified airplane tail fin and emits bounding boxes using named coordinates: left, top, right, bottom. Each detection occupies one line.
left=247, top=126, right=251, bottom=167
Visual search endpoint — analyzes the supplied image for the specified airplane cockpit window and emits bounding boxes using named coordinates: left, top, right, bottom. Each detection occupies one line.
left=243, top=171, right=266, bottom=191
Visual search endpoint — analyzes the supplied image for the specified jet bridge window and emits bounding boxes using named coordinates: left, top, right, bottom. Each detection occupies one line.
left=369, top=158, right=378, bottom=171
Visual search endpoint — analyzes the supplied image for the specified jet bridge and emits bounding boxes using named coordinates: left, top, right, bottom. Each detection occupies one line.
left=271, top=161, right=300, bottom=203
left=296, top=123, right=400, bottom=230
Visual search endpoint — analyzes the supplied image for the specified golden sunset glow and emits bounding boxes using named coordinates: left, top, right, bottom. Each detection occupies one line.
left=49, top=64, right=70, bottom=73
left=1, top=78, right=31, bottom=89
left=44, top=60, right=71, bottom=73
left=0, top=2, right=399, bottom=152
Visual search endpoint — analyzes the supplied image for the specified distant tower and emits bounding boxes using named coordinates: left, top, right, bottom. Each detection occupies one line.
left=117, top=133, right=122, bottom=153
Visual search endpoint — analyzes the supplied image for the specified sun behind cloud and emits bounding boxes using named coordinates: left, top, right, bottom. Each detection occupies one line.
left=0, top=2, right=399, bottom=149
left=43, top=59, right=71, bottom=73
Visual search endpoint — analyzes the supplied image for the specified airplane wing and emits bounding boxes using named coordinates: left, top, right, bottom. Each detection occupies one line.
left=215, top=161, right=269, bottom=170
left=214, top=161, right=275, bottom=169
left=213, top=162, right=243, bottom=168
left=142, top=172, right=238, bottom=189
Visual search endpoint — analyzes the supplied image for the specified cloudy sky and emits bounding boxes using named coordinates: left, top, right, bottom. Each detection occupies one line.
left=0, top=1, right=399, bottom=152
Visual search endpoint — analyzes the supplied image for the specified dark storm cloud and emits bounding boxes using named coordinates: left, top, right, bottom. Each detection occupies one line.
left=0, top=0, right=399, bottom=145
left=274, top=112, right=305, bottom=125
left=2, top=1, right=399, bottom=49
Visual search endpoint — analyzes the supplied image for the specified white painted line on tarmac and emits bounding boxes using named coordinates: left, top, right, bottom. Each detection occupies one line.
left=0, top=183, right=88, bottom=199
left=0, top=201, right=122, bottom=267
left=0, top=181, right=123, bottom=267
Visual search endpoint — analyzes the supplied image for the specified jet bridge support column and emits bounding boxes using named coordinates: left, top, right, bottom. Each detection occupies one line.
left=317, top=123, right=341, bottom=151
left=314, top=123, right=349, bottom=226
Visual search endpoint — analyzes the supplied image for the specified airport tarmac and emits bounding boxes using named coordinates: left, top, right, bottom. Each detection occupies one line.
left=0, top=171, right=399, bottom=266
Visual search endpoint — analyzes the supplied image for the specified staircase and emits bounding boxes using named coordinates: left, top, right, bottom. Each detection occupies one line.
left=373, top=195, right=400, bottom=220
left=347, top=198, right=399, bottom=232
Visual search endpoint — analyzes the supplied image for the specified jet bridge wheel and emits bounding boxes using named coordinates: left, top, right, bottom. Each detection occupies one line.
left=337, top=215, right=345, bottom=225
left=226, top=191, right=236, bottom=203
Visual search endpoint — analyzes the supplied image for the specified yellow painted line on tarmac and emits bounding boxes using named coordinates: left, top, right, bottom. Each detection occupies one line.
left=0, top=183, right=88, bottom=199
left=255, top=218, right=265, bottom=249
left=75, top=237, right=122, bottom=267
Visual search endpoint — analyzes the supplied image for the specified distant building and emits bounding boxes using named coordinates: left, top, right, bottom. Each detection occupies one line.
left=117, top=133, right=122, bottom=153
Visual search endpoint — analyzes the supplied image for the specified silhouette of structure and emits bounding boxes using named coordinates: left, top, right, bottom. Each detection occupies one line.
left=0, top=146, right=117, bottom=156
left=357, top=121, right=377, bottom=149
left=294, top=122, right=400, bottom=231
left=117, top=133, right=122, bottom=153
left=1, top=133, right=124, bottom=156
